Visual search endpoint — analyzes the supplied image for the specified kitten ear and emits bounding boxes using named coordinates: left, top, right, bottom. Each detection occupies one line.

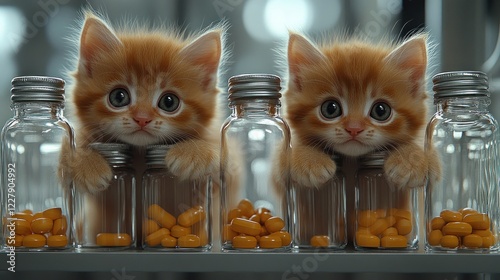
left=385, top=35, right=427, bottom=95
left=179, top=30, right=223, bottom=90
left=78, top=13, right=122, bottom=77
left=288, top=32, right=326, bottom=91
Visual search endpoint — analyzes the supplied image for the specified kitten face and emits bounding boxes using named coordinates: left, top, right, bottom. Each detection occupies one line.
left=72, top=13, right=224, bottom=146
left=285, top=33, right=428, bottom=157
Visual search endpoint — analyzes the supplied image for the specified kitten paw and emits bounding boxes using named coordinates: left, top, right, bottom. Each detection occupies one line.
left=71, top=148, right=113, bottom=194
left=165, top=140, right=219, bottom=181
left=291, top=146, right=337, bottom=188
left=384, top=147, right=428, bottom=189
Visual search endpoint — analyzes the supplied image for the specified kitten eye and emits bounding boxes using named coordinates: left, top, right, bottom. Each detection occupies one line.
left=320, top=100, right=342, bottom=119
left=108, top=88, right=130, bottom=108
left=158, top=92, right=180, bottom=112
left=370, top=102, right=392, bottom=121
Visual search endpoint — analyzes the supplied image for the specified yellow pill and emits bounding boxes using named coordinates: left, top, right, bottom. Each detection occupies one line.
left=223, top=224, right=238, bottom=241
left=259, top=235, right=282, bottom=249
left=147, top=204, right=176, bottom=229
left=481, top=235, right=496, bottom=248
left=47, top=235, right=68, bottom=248
left=231, top=217, right=261, bottom=236
left=394, top=209, right=412, bottom=221
left=459, top=207, right=478, bottom=216
left=52, top=216, right=68, bottom=235
left=31, top=217, right=53, bottom=234
left=145, top=228, right=171, bottom=247
left=357, top=210, right=378, bottom=227
left=356, top=232, right=380, bottom=248
left=260, top=212, right=273, bottom=224
left=440, top=210, right=462, bottom=223
left=178, top=234, right=201, bottom=248
left=13, top=212, right=34, bottom=224
left=249, top=214, right=261, bottom=224
left=32, top=212, right=44, bottom=220
left=270, top=231, right=292, bottom=246
left=12, top=235, right=24, bottom=247
left=472, top=229, right=493, bottom=237
left=369, top=218, right=390, bottom=236
left=178, top=206, right=206, bottom=227
left=43, top=207, right=62, bottom=220
left=264, top=216, right=285, bottom=233
left=170, top=225, right=192, bottom=238
left=430, top=216, right=446, bottom=230
left=428, top=229, right=443, bottom=246
left=23, top=234, right=46, bottom=248
left=310, top=235, right=330, bottom=247
left=395, top=218, right=412, bottom=236
left=463, top=234, right=483, bottom=248
left=440, top=235, right=459, bottom=248
left=382, top=227, right=398, bottom=237
left=442, top=222, right=472, bottom=237
left=463, top=213, right=490, bottom=230
left=237, top=199, right=255, bottom=218
left=381, top=235, right=407, bottom=248
left=13, top=218, right=32, bottom=235
left=161, top=235, right=177, bottom=248
left=385, top=216, right=397, bottom=227
left=227, top=208, right=242, bottom=223
left=96, top=233, right=132, bottom=247
left=143, top=219, right=160, bottom=236
left=232, top=235, right=257, bottom=249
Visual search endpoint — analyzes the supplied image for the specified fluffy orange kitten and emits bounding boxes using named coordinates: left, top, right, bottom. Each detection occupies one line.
left=285, top=32, right=430, bottom=190
left=62, top=11, right=227, bottom=193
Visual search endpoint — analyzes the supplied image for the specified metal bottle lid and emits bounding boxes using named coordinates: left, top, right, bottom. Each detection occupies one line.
left=432, top=71, right=489, bottom=99
left=145, top=144, right=170, bottom=165
left=89, top=143, right=131, bottom=165
left=228, top=74, right=282, bottom=101
left=11, top=76, right=65, bottom=103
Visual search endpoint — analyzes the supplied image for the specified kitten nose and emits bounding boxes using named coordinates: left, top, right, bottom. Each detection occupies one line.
left=133, top=117, right=152, bottom=128
left=345, top=127, right=364, bottom=137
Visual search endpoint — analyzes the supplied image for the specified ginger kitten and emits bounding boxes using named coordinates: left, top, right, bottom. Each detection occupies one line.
left=284, top=32, right=432, bottom=240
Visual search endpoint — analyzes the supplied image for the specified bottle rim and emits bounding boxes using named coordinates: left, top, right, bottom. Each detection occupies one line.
left=11, top=76, right=65, bottom=103
left=432, top=71, right=489, bottom=99
left=227, top=73, right=282, bottom=101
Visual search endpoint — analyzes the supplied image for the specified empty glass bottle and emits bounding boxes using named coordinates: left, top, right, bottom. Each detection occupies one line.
left=220, top=74, right=292, bottom=251
left=425, top=71, right=499, bottom=251
left=1, top=76, right=74, bottom=251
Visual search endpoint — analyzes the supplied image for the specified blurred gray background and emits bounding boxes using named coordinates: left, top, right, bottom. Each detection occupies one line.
left=1, top=0, right=500, bottom=279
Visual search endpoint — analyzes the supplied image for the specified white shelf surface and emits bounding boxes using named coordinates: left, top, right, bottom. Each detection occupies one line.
left=1, top=249, right=499, bottom=273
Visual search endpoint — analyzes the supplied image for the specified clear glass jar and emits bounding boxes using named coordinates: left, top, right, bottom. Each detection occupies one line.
left=425, top=71, right=499, bottom=252
left=1, top=76, right=74, bottom=251
left=289, top=155, right=347, bottom=251
left=73, top=143, right=136, bottom=250
left=354, top=151, right=419, bottom=250
left=220, top=74, right=291, bottom=251
left=142, top=145, right=211, bottom=251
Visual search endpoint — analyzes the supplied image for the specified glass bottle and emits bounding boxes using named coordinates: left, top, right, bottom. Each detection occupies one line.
left=425, top=71, right=499, bottom=252
left=73, top=143, right=135, bottom=250
left=220, top=74, right=291, bottom=251
left=142, top=144, right=212, bottom=251
left=354, top=150, right=419, bottom=250
left=289, top=155, right=347, bottom=251
left=1, top=76, right=74, bottom=251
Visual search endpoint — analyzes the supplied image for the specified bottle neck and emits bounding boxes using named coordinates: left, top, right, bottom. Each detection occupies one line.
left=12, top=102, right=64, bottom=119
left=230, top=98, right=281, bottom=118
left=435, top=96, right=490, bottom=114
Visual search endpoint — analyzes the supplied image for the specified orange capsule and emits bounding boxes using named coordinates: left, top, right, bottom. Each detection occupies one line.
left=472, top=229, right=493, bottom=237
left=178, top=206, right=206, bottom=227
left=231, top=218, right=261, bottom=236
left=143, top=219, right=160, bottom=236
left=440, top=235, right=459, bottom=248
left=249, top=214, right=261, bottom=224
left=310, top=235, right=330, bottom=247
left=259, top=235, right=282, bottom=249
left=395, top=218, right=412, bottom=236
left=430, top=216, right=446, bottom=230
left=178, top=234, right=201, bottom=248
left=161, top=235, right=177, bottom=248
left=428, top=230, right=443, bottom=246
left=382, top=227, right=398, bottom=237
left=223, top=224, right=238, bottom=241
left=462, top=213, right=490, bottom=230
left=260, top=212, right=273, bottom=224
left=256, top=207, right=271, bottom=215
left=459, top=207, right=478, bottom=216
left=356, top=232, right=380, bottom=248
left=374, top=209, right=387, bottom=218
left=32, top=212, right=44, bottom=220
left=270, top=231, right=292, bottom=246
left=12, top=212, right=33, bottom=224
left=147, top=204, right=176, bottom=229
left=96, top=233, right=131, bottom=247
left=13, top=218, right=32, bottom=235
left=12, top=235, right=24, bottom=247
left=381, top=235, right=407, bottom=248
left=47, top=235, right=68, bottom=248
left=357, top=210, right=378, bottom=227
left=232, top=235, right=257, bottom=249
left=227, top=208, right=242, bottom=223
left=385, top=216, right=397, bottom=227
left=31, top=217, right=53, bottom=234
left=394, top=209, right=412, bottom=221
left=264, top=216, right=285, bottom=233
left=481, top=235, right=496, bottom=248
left=43, top=207, right=62, bottom=220
left=237, top=199, right=255, bottom=218
left=440, top=210, right=462, bottom=223
left=369, top=218, right=390, bottom=236
left=463, top=234, right=483, bottom=248
left=23, top=234, right=46, bottom=248
left=22, top=209, right=33, bottom=215
left=52, top=216, right=68, bottom=235
left=145, top=228, right=171, bottom=247
left=442, top=222, right=472, bottom=237
left=170, top=225, right=192, bottom=238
